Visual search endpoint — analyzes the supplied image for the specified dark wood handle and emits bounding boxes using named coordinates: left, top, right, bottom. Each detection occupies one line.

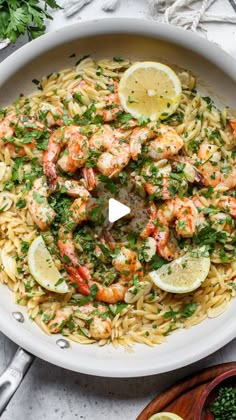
left=137, top=362, right=236, bottom=420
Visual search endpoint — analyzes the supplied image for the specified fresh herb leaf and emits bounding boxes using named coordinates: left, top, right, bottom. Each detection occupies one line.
left=117, top=112, right=133, bottom=125
left=32, top=191, right=45, bottom=204
left=107, top=84, right=115, bottom=93
left=113, top=57, right=124, bottom=62
left=128, top=96, right=138, bottom=104
left=109, top=302, right=128, bottom=317
left=73, top=93, right=83, bottom=104
left=202, top=96, right=214, bottom=111
left=0, top=1, right=61, bottom=44
left=98, top=175, right=118, bottom=194
left=149, top=255, right=167, bottom=270
left=163, top=323, right=174, bottom=336
left=181, top=302, right=197, bottom=318
left=96, top=66, right=103, bottom=76
left=0, top=203, right=8, bottom=213
left=75, top=55, right=90, bottom=66
left=16, top=198, right=26, bottom=209
left=164, top=111, right=184, bottom=125
left=138, top=115, right=150, bottom=126
left=54, top=278, right=65, bottom=287
left=32, top=79, right=40, bottom=86
left=21, top=241, right=29, bottom=254
left=199, top=185, right=214, bottom=199
left=164, top=306, right=178, bottom=322
left=193, top=226, right=228, bottom=254
left=78, top=284, right=99, bottom=306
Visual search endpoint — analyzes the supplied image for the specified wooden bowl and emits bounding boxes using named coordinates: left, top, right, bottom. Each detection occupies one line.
left=194, top=368, right=236, bottom=420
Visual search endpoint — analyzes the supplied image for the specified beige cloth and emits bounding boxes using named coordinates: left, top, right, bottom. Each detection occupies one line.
left=63, top=0, right=236, bottom=31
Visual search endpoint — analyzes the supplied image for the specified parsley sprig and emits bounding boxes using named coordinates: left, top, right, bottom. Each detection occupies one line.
left=0, top=0, right=61, bottom=44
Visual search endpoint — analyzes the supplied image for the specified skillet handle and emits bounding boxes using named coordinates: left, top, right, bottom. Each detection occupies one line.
left=0, top=347, right=34, bottom=415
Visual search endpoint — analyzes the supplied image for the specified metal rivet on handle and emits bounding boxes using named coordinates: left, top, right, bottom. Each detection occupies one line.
left=56, top=339, right=70, bottom=349
left=12, top=312, right=25, bottom=323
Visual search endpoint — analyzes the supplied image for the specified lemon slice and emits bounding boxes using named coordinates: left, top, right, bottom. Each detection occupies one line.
left=148, top=252, right=210, bottom=294
left=118, top=61, right=182, bottom=121
left=148, top=413, right=183, bottom=420
left=28, top=236, right=69, bottom=294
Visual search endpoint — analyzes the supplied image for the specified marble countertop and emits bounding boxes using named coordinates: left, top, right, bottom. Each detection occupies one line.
left=0, top=2, right=236, bottom=419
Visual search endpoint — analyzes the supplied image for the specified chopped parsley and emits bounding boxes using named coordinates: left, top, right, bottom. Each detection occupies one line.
left=181, top=302, right=197, bottom=318
left=75, top=55, right=90, bottom=66
left=16, top=198, right=27, bottom=209
left=113, top=57, right=124, bottom=62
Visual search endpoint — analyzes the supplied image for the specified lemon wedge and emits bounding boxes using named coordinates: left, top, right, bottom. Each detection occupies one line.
left=28, top=236, right=69, bottom=294
left=148, top=252, right=210, bottom=294
left=118, top=61, right=182, bottom=121
left=148, top=413, right=183, bottom=420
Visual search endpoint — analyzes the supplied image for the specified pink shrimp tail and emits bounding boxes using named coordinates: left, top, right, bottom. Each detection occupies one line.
left=229, top=120, right=236, bottom=138
left=81, top=167, right=97, bottom=191
left=140, top=203, right=156, bottom=239
left=153, top=226, right=173, bottom=261
left=43, top=161, right=57, bottom=186
left=67, top=267, right=90, bottom=295
left=58, top=238, right=91, bottom=294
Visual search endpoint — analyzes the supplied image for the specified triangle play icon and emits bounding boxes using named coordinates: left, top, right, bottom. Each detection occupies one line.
left=108, top=198, right=130, bottom=223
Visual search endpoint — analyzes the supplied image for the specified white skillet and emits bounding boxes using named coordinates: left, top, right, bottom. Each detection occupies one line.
left=0, top=17, right=236, bottom=413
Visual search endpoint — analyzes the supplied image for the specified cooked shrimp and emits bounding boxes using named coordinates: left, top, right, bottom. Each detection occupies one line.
left=141, top=160, right=174, bottom=200
left=153, top=197, right=201, bottom=260
left=218, top=196, right=236, bottom=218
left=229, top=120, right=236, bottom=139
left=81, top=167, right=98, bottom=191
left=38, top=105, right=63, bottom=127
left=56, top=177, right=91, bottom=197
left=112, top=247, right=143, bottom=280
left=79, top=303, right=112, bottom=339
left=197, top=143, right=236, bottom=190
left=48, top=304, right=112, bottom=339
left=0, top=114, right=43, bottom=141
left=92, top=281, right=127, bottom=304
left=27, top=177, right=56, bottom=230
left=0, top=115, right=17, bottom=140
left=89, top=124, right=125, bottom=151
left=43, top=126, right=88, bottom=184
left=89, top=124, right=131, bottom=177
left=84, top=248, right=143, bottom=304
left=58, top=193, right=101, bottom=292
left=96, top=82, right=121, bottom=122
left=174, top=197, right=200, bottom=237
left=152, top=226, right=173, bottom=261
left=97, top=142, right=130, bottom=177
left=48, top=308, right=72, bottom=333
left=209, top=212, right=233, bottom=233
left=28, top=177, right=89, bottom=230
left=148, top=125, right=184, bottom=161
left=130, top=126, right=155, bottom=160
left=142, top=158, right=201, bottom=200
left=140, top=202, right=157, bottom=239
left=0, top=114, right=43, bottom=156
left=89, top=315, right=112, bottom=340
left=153, top=199, right=175, bottom=260
left=65, top=246, right=143, bottom=304
left=130, top=124, right=184, bottom=161
left=197, top=143, right=222, bottom=188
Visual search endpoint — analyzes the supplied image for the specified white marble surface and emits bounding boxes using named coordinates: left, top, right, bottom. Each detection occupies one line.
left=0, top=1, right=236, bottom=419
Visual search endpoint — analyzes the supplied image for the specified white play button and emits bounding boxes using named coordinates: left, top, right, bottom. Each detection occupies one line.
left=108, top=198, right=130, bottom=223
